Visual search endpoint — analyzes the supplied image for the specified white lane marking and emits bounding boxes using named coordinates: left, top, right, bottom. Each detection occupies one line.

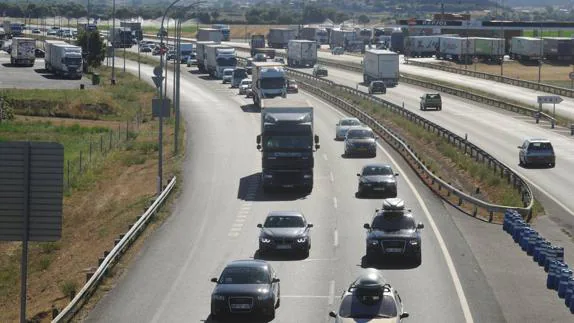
left=229, top=227, right=242, bottom=232
left=232, top=223, right=244, bottom=228
left=333, top=230, right=339, bottom=248
left=235, top=217, right=246, bottom=222
left=301, top=258, right=338, bottom=262
left=228, top=232, right=240, bottom=237
left=333, top=197, right=338, bottom=209
left=240, top=204, right=252, bottom=210
left=330, top=171, right=335, bottom=182
left=323, top=97, right=474, bottom=323
left=328, top=280, right=335, bottom=305
left=323, top=153, right=328, bottom=161
left=281, top=295, right=329, bottom=298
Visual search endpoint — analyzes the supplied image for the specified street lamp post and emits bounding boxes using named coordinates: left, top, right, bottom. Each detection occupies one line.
left=111, top=0, right=116, bottom=85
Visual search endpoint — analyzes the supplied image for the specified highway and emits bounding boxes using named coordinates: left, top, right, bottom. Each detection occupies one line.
left=80, top=58, right=574, bottom=322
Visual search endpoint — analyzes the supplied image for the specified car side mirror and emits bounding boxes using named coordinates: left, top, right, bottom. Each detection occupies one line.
left=363, top=223, right=370, bottom=230
left=400, top=312, right=410, bottom=319
left=329, top=311, right=337, bottom=318
left=257, top=224, right=262, bottom=228
left=272, top=278, right=280, bottom=283
left=417, top=223, right=424, bottom=229
left=211, top=277, right=218, bottom=283
left=517, top=146, right=522, bottom=149
left=256, top=135, right=261, bottom=144
left=307, top=223, right=314, bottom=228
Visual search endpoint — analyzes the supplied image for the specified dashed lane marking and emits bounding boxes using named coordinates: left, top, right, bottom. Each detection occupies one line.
left=328, top=280, right=335, bottom=305
left=330, top=171, right=335, bottom=182
left=333, top=230, right=339, bottom=248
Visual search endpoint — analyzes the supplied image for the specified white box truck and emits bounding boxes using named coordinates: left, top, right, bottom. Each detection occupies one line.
left=44, top=40, right=83, bottom=79
left=510, top=37, right=543, bottom=62
left=196, top=28, right=222, bottom=42
left=196, top=41, right=217, bottom=73
left=363, top=49, right=399, bottom=86
left=251, top=62, right=287, bottom=108
left=267, top=28, right=296, bottom=49
left=10, top=37, right=36, bottom=66
left=205, top=44, right=237, bottom=79
left=437, top=36, right=475, bottom=63
left=404, top=35, right=439, bottom=58
left=287, top=40, right=317, bottom=67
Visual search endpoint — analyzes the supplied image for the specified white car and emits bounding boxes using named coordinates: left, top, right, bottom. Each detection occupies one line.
left=222, top=68, right=234, bottom=84
left=335, top=117, right=362, bottom=140
left=329, top=269, right=409, bottom=322
left=239, top=78, right=252, bottom=95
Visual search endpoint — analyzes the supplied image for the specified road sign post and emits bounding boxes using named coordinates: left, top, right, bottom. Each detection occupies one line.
left=0, top=142, right=64, bottom=323
left=536, top=96, right=562, bottom=128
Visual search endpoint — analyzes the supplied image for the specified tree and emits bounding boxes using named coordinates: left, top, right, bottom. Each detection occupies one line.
left=77, top=30, right=106, bottom=69
left=358, top=14, right=370, bottom=25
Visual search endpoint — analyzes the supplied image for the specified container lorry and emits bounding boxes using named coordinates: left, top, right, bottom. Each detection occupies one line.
left=542, top=37, right=574, bottom=61
left=10, top=37, right=35, bottom=66
left=205, top=44, right=237, bottom=79
left=108, top=27, right=134, bottom=48
left=287, top=40, right=317, bottom=67
left=267, top=28, right=297, bottom=49
left=3, top=21, right=23, bottom=37
left=179, top=42, right=194, bottom=63
left=196, top=41, right=217, bottom=73
left=251, top=62, right=287, bottom=108
left=250, top=34, right=266, bottom=56
left=196, top=28, right=223, bottom=42
left=44, top=40, right=83, bottom=79
left=211, top=24, right=230, bottom=41
left=390, top=31, right=405, bottom=53
left=510, top=37, right=543, bottom=62
left=299, top=27, right=328, bottom=45
left=472, top=37, right=505, bottom=63
left=404, top=35, right=439, bottom=58
left=329, top=29, right=357, bottom=49
left=120, top=21, right=143, bottom=41
left=256, top=97, right=320, bottom=194
left=436, top=36, right=475, bottom=63
left=363, top=49, right=399, bottom=86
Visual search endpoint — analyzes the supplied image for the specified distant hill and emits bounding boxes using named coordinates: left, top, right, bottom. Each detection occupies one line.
left=505, top=0, right=569, bottom=6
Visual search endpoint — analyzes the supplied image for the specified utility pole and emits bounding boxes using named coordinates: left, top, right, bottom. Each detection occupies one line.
left=111, top=0, right=116, bottom=85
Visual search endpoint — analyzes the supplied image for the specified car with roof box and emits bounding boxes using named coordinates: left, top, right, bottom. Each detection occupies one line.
left=363, top=198, right=424, bottom=265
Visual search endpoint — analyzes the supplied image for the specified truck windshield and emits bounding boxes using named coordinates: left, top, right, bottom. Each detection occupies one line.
left=264, top=136, right=312, bottom=151
left=233, top=70, right=247, bottom=80
left=65, top=57, right=82, bottom=66
left=217, top=57, right=237, bottom=67
left=261, top=77, right=285, bottom=89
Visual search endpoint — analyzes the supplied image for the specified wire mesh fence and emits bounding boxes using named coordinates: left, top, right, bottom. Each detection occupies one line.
left=64, top=116, right=142, bottom=191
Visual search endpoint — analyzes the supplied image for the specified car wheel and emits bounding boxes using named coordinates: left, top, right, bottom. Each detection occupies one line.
left=265, top=307, right=276, bottom=321
left=550, top=163, right=555, bottom=168
left=301, top=248, right=310, bottom=258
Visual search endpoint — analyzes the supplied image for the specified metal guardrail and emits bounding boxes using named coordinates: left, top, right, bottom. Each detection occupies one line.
left=52, top=176, right=177, bottom=322
left=406, top=60, right=574, bottom=99
left=286, top=69, right=534, bottom=222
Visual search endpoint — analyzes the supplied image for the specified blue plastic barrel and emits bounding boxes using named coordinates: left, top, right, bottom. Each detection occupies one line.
left=559, top=277, right=574, bottom=298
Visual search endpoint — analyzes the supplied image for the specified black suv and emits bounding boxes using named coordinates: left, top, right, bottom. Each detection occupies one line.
left=368, top=81, right=386, bottom=94
left=363, top=198, right=424, bottom=265
left=210, top=259, right=280, bottom=320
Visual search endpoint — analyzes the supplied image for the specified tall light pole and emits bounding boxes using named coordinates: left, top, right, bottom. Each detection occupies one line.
left=111, top=0, right=116, bottom=85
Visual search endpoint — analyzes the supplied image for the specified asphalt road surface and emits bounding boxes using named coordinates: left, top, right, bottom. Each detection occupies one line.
left=82, top=60, right=574, bottom=322
left=0, top=51, right=88, bottom=90
left=281, top=60, right=574, bottom=232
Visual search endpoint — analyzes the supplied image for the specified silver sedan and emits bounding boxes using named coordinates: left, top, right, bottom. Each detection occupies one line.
left=335, top=117, right=362, bottom=140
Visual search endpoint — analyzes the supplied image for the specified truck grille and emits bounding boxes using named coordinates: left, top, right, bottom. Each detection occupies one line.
left=228, top=297, right=254, bottom=313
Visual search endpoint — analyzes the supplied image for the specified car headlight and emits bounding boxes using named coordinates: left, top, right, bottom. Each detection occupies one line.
left=212, top=294, right=225, bottom=301
left=260, top=238, right=271, bottom=243
left=409, top=240, right=419, bottom=246
left=367, top=239, right=379, bottom=246
left=297, top=237, right=307, bottom=243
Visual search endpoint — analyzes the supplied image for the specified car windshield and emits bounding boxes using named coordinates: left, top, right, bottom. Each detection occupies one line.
left=341, top=119, right=361, bottom=126
left=234, top=70, right=247, bottom=79
left=372, top=215, right=415, bottom=231
left=219, top=266, right=269, bottom=284
left=528, top=142, right=553, bottom=151
left=427, top=94, right=441, bottom=99
left=338, top=294, right=398, bottom=319
left=264, top=215, right=305, bottom=228
left=241, top=80, right=252, bottom=86
left=264, top=135, right=312, bottom=151
left=224, top=70, right=234, bottom=76
left=261, top=77, right=285, bottom=89
left=288, top=80, right=297, bottom=85
left=363, top=166, right=393, bottom=176
left=347, top=129, right=373, bottom=139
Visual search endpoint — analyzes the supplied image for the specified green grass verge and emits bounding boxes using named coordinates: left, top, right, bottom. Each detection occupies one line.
left=142, top=25, right=198, bottom=36
left=306, top=80, right=543, bottom=218
left=523, top=30, right=574, bottom=37
left=1, top=66, right=155, bottom=121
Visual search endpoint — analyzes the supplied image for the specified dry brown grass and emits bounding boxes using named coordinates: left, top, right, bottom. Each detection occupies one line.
left=179, top=24, right=291, bottom=39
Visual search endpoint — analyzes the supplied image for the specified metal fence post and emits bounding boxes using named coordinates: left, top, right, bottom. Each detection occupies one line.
left=100, top=135, right=103, bottom=153
left=89, top=140, right=92, bottom=164
left=126, top=119, right=129, bottom=140
left=79, top=151, right=83, bottom=174
left=109, top=131, right=112, bottom=150
left=67, top=160, right=70, bottom=188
